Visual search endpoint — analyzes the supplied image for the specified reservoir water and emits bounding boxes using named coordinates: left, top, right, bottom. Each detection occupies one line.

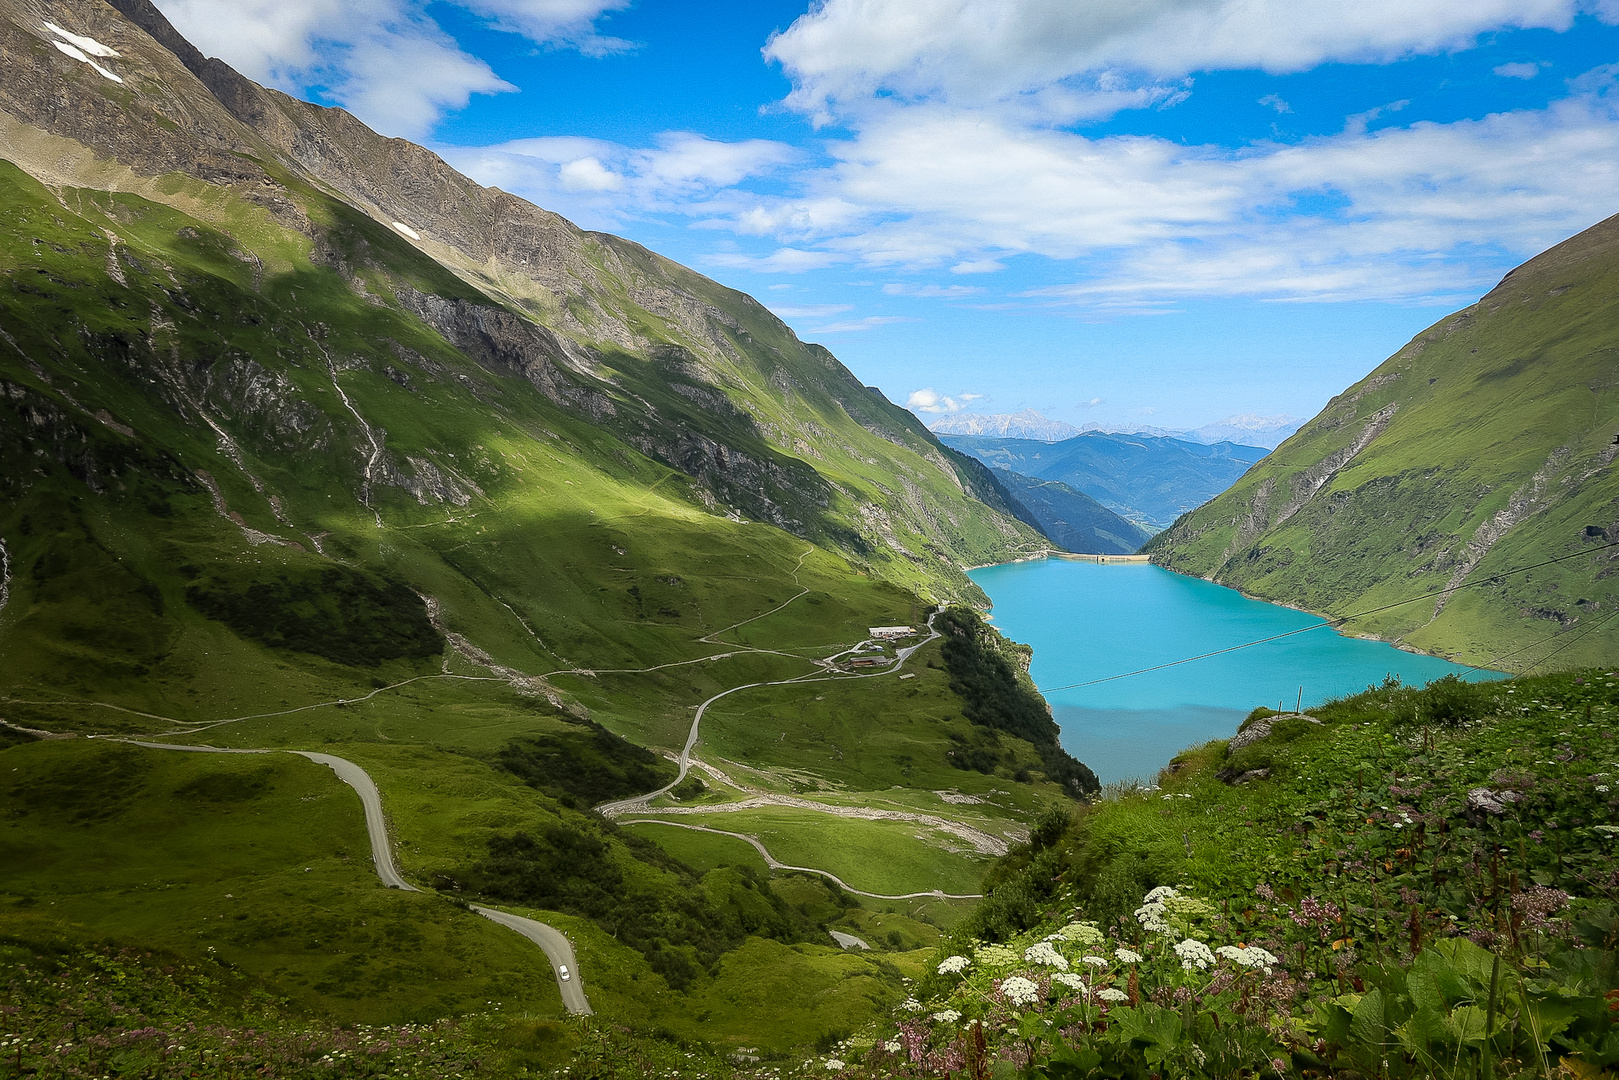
left=967, top=558, right=1499, bottom=785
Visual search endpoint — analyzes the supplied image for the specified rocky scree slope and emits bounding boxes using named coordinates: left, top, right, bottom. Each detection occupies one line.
left=1146, top=214, right=1619, bottom=669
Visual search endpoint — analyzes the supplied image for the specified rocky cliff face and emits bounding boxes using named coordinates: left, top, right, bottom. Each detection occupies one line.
left=0, top=0, right=1042, bottom=604
left=1147, top=214, right=1619, bottom=669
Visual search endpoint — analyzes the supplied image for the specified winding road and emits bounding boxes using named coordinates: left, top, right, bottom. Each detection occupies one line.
left=595, top=612, right=991, bottom=899
left=598, top=611, right=944, bottom=819
left=84, top=593, right=990, bottom=1005
left=121, top=740, right=591, bottom=1014
left=619, top=819, right=983, bottom=900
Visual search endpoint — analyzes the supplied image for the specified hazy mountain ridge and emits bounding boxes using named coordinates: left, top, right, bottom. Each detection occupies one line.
left=1147, top=214, right=1619, bottom=668
left=941, top=430, right=1267, bottom=531
left=928, top=409, right=1082, bottom=441
left=929, top=409, right=1300, bottom=448
left=989, top=470, right=1155, bottom=554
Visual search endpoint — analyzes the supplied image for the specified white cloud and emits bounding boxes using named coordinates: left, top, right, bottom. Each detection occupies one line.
left=1494, top=60, right=1543, bottom=77
left=336, top=24, right=516, bottom=138
left=151, top=0, right=625, bottom=138
left=444, top=132, right=799, bottom=228
left=951, top=258, right=1006, bottom=274
left=809, top=315, right=917, bottom=332
left=765, top=0, right=1587, bottom=119
left=1081, top=397, right=1105, bottom=407
left=1258, top=93, right=1292, bottom=113
left=706, top=248, right=847, bottom=273
left=459, top=0, right=633, bottom=56
left=768, top=303, right=853, bottom=317
left=907, top=388, right=982, bottom=413
left=882, top=282, right=984, bottom=297
left=695, top=80, right=1619, bottom=304
left=558, top=156, right=623, bottom=192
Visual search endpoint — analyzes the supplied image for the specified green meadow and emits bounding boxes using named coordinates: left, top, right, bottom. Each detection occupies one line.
left=0, top=94, right=1064, bottom=1067
left=631, top=810, right=990, bottom=897
left=0, top=739, right=562, bottom=1024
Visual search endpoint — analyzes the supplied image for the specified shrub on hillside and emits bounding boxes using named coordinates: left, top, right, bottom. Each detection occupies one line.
left=462, top=825, right=835, bottom=991
left=1417, top=672, right=1490, bottom=726
left=936, top=606, right=1099, bottom=795
left=495, top=724, right=676, bottom=808
left=185, top=564, right=441, bottom=666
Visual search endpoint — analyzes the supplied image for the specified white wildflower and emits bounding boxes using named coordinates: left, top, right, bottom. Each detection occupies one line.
left=901, top=997, right=924, bottom=1012
left=1023, top=942, right=1068, bottom=969
left=824, top=1058, right=845, bottom=1070
left=1135, top=903, right=1173, bottom=935
left=1135, top=885, right=1184, bottom=934
left=1081, top=955, right=1108, bottom=967
left=883, top=1041, right=902, bottom=1053
left=1052, top=973, right=1088, bottom=992
left=1115, top=948, right=1143, bottom=964
left=1000, top=976, right=1040, bottom=1008
left=1215, top=945, right=1279, bottom=973
left=931, top=1010, right=960, bottom=1024
left=937, top=955, right=971, bottom=975
left=1096, top=987, right=1128, bottom=1002
left=1055, top=921, right=1105, bottom=946
left=1173, top=938, right=1216, bottom=971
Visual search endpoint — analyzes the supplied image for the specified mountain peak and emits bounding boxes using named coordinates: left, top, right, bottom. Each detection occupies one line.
left=928, top=410, right=1081, bottom=442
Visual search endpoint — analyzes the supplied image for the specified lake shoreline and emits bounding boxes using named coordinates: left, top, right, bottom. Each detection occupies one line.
left=972, top=551, right=1471, bottom=669
left=966, top=556, right=1497, bottom=784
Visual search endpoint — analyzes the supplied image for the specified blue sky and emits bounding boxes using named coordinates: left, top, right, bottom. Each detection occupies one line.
left=154, top=0, right=1619, bottom=431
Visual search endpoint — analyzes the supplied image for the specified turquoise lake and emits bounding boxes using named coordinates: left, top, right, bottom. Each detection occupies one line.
left=967, top=558, right=1499, bottom=785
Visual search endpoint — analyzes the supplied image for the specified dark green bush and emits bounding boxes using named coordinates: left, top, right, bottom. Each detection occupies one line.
left=1418, top=673, right=1490, bottom=726
left=668, top=775, right=706, bottom=801
left=495, top=724, right=676, bottom=808
left=186, top=564, right=441, bottom=666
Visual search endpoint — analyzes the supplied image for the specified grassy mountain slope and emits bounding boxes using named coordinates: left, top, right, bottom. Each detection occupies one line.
left=0, top=0, right=1079, bottom=1055
left=991, top=470, right=1154, bottom=554
left=1147, top=215, right=1619, bottom=670
left=941, top=431, right=1266, bottom=531
left=1, top=0, right=1042, bottom=602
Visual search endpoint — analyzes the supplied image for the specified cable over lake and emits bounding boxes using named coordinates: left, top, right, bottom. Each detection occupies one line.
left=968, top=558, right=1499, bottom=785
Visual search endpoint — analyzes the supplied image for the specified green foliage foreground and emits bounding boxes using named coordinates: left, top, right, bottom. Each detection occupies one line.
left=824, top=667, right=1619, bottom=1079
left=6, top=667, right=1615, bottom=1077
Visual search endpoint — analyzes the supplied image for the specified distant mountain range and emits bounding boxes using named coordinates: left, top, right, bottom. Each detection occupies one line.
left=928, top=409, right=1084, bottom=441
left=941, top=431, right=1268, bottom=531
left=929, top=410, right=1302, bottom=449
